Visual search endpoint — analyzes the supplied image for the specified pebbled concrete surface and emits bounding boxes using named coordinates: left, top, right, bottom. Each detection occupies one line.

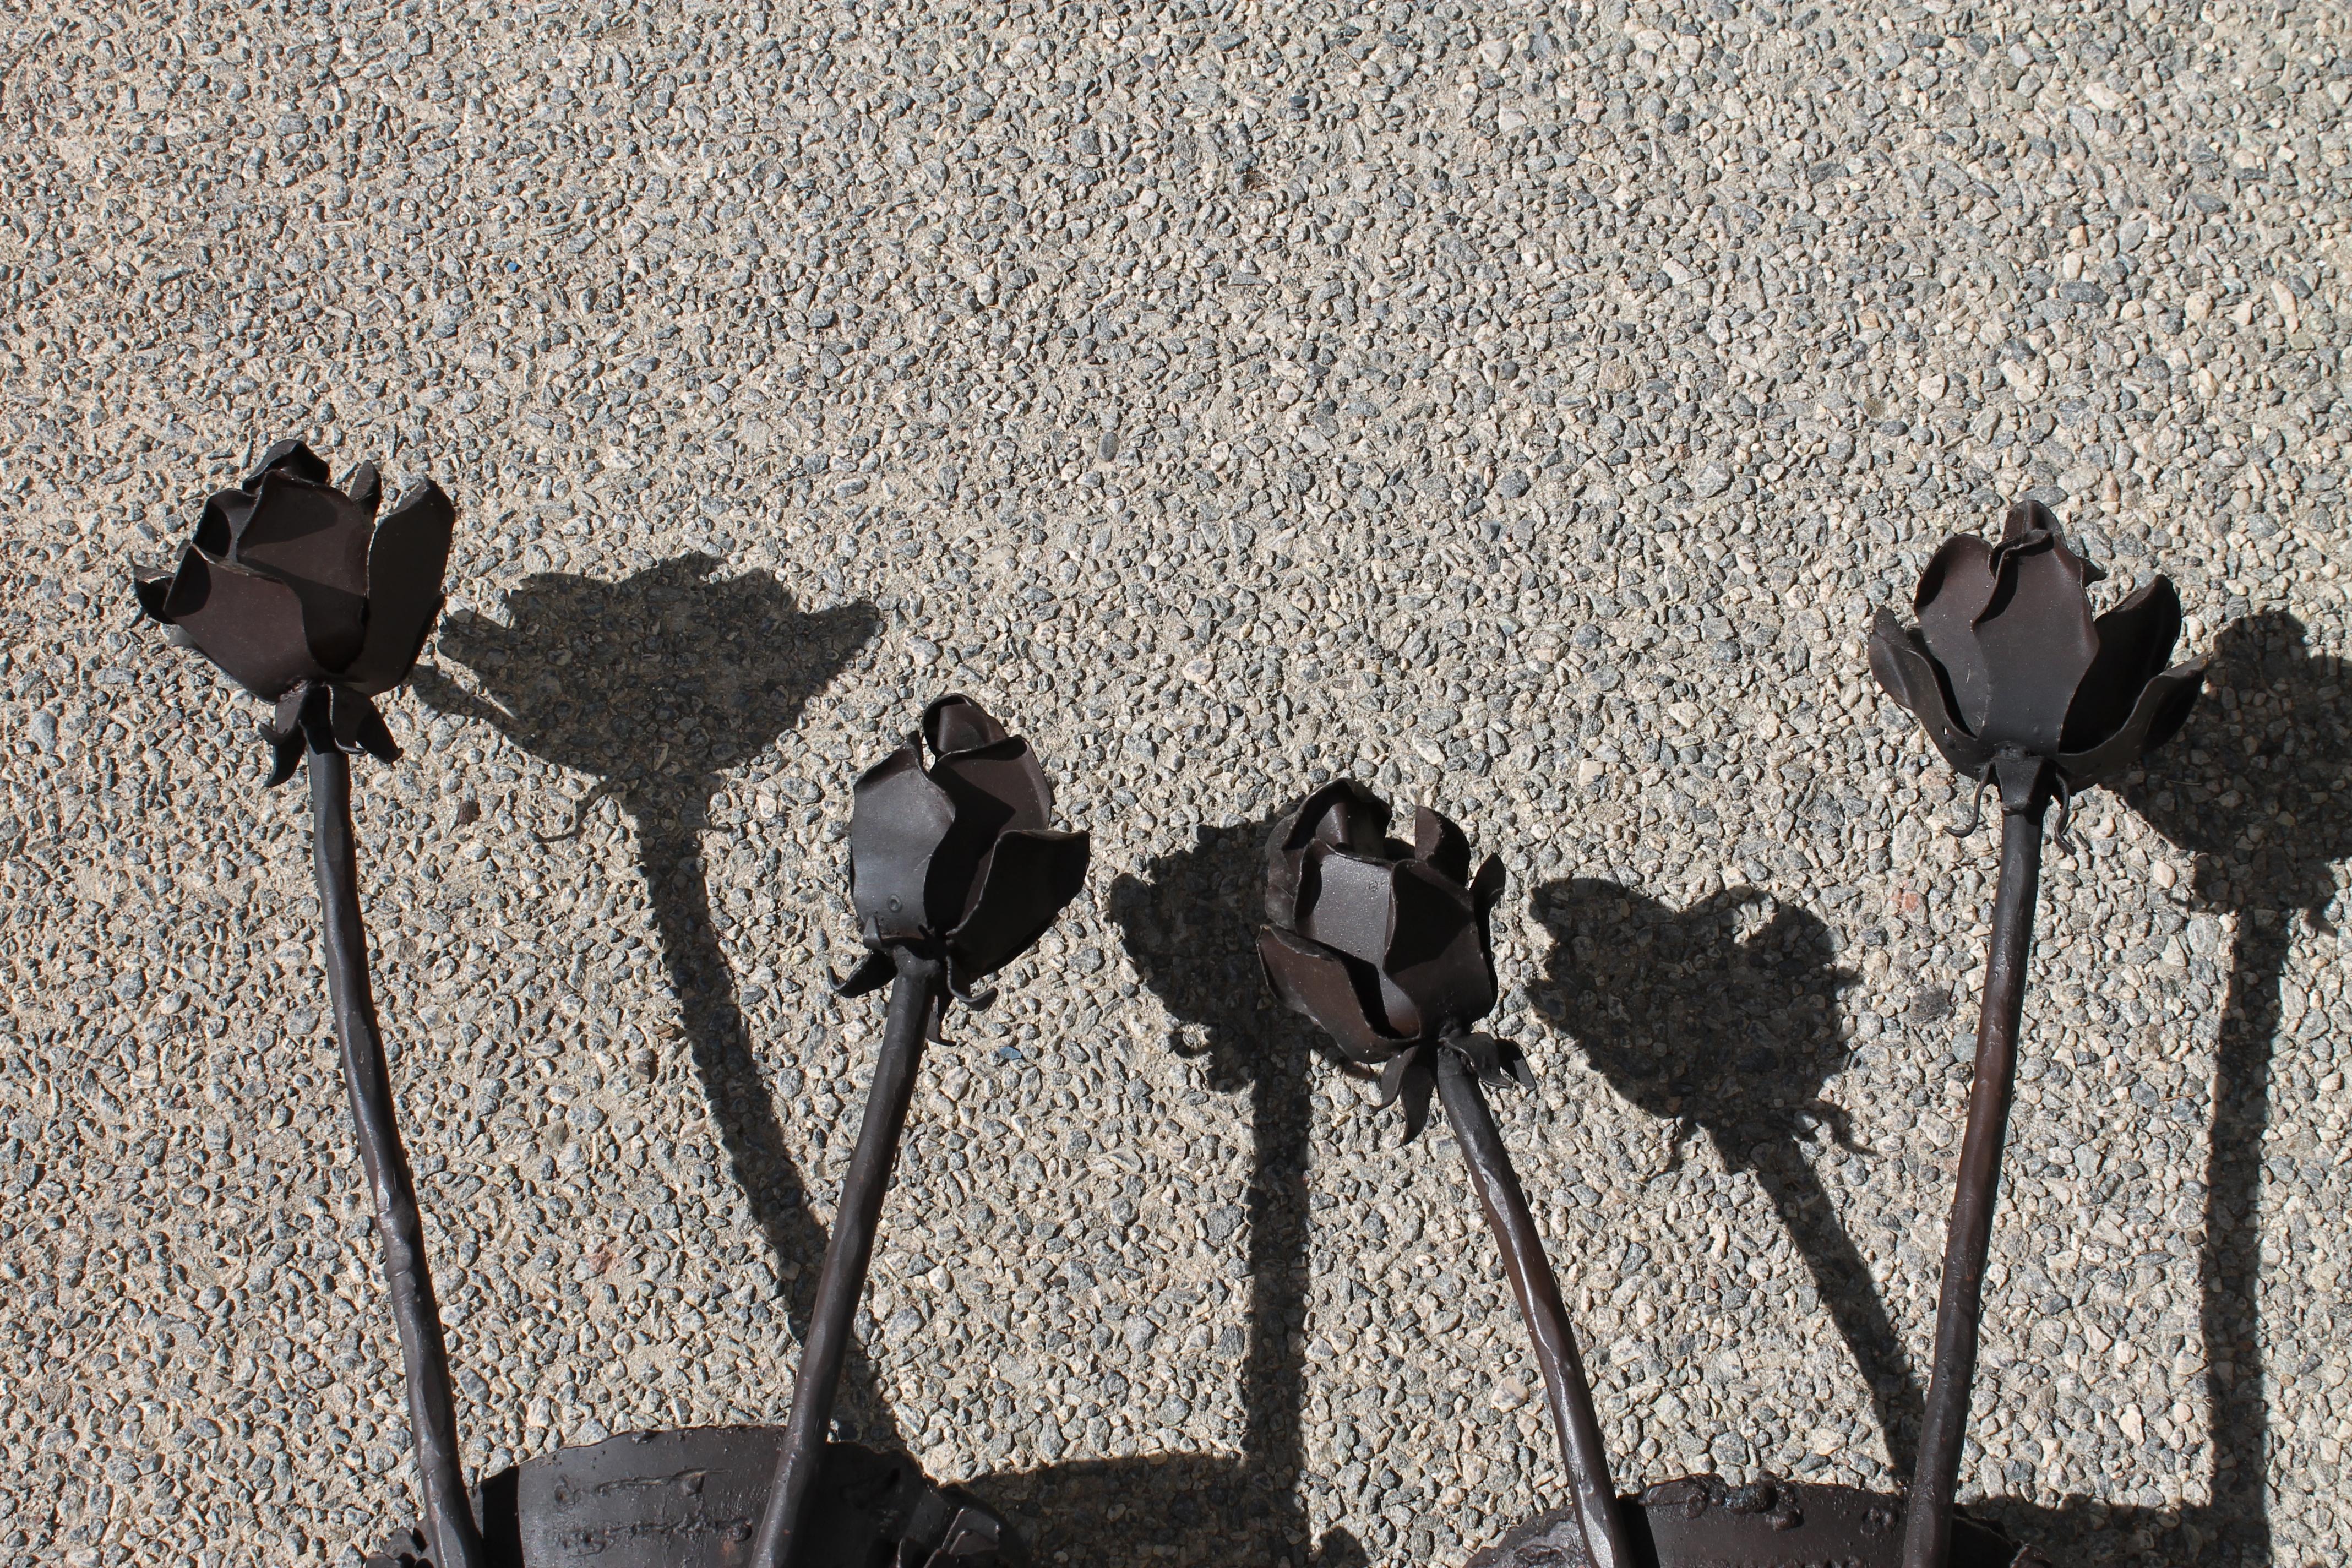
left=3, top=2, right=2349, bottom=1565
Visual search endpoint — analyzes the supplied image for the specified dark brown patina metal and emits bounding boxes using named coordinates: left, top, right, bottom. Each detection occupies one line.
left=1257, top=781, right=1525, bottom=1140
left=367, top=1431, right=1018, bottom=1568
left=752, top=696, right=1088, bottom=1568
left=133, top=439, right=456, bottom=785
left=1462, top=1477, right=2046, bottom=1567
left=135, top=448, right=489, bottom=1568
left=1259, top=783, right=1635, bottom=1568
left=1869, top=498, right=2205, bottom=824
left=1870, top=502, right=2203, bottom=1568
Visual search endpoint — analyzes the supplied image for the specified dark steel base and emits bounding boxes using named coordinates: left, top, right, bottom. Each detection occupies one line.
left=367, top=1428, right=1022, bottom=1568
left=1463, top=1476, right=2045, bottom=1568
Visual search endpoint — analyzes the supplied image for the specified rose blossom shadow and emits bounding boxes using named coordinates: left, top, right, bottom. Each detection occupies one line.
left=948, top=814, right=1363, bottom=1568
left=1960, top=610, right=2350, bottom=1567
left=1526, top=883, right=1922, bottom=1480
left=410, top=552, right=897, bottom=1446
left=1527, top=612, right=2347, bottom=1566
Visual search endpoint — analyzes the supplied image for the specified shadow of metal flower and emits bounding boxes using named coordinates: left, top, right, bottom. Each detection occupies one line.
left=132, top=438, right=454, bottom=783
left=1869, top=499, right=2205, bottom=822
left=1256, top=780, right=1522, bottom=1141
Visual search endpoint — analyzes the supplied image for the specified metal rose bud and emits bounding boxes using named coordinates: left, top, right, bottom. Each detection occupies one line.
left=1257, top=780, right=1524, bottom=1140
left=834, top=694, right=1091, bottom=1024
left=1870, top=499, right=2204, bottom=819
left=132, top=439, right=455, bottom=784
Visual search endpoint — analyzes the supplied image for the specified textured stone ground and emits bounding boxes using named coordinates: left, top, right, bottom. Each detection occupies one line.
left=4, top=2, right=2349, bottom=1565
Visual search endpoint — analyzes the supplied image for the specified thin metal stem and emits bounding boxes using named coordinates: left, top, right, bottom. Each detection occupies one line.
left=1435, top=1048, right=1634, bottom=1568
left=308, top=744, right=487, bottom=1568
left=1902, top=804, right=2045, bottom=1568
left=753, top=953, right=940, bottom=1568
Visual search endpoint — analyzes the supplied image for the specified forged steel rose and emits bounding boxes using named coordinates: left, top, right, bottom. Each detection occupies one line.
left=132, top=439, right=455, bottom=782
left=1869, top=499, right=2204, bottom=814
left=758, top=693, right=1086, bottom=1568
left=834, top=694, right=1092, bottom=1024
left=1257, top=780, right=1526, bottom=1140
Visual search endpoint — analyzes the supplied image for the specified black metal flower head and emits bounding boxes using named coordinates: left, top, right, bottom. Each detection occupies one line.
left=1869, top=499, right=2205, bottom=818
left=1257, top=780, right=1528, bottom=1140
left=132, top=439, right=455, bottom=785
left=834, top=695, right=1091, bottom=1033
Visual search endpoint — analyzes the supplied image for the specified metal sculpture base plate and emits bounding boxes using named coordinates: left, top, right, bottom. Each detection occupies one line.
left=367, top=1427, right=1022, bottom=1568
left=1463, top=1476, right=2044, bottom=1568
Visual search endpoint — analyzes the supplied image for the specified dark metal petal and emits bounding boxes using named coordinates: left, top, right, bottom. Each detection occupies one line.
left=246, top=438, right=331, bottom=489
left=2056, top=659, right=2207, bottom=789
left=1412, top=804, right=1472, bottom=884
left=1294, top=847, right=1397, bottom=966
left=921, top=693, right=1010, bottom=757
left=230, top=470, right=373, bottom=671
left=1871, top=613, right=1995, bottom=779
left=131, top=563, right=178, bottom=623
left=341, top=479, right=456, bottom=695
left=847, top=740, right=958, bottom=943
left=1868, top=607, right=1920, bottom=711
left=194, top=485, right=254, bottom=559
left=1303, top=778, right=1392, bottom=853
left=1970, top=527, right=2101, bottom=756
left=345, top=460, right=383, bottom=516
left=2060, top=575, right=2181, bottom=753
left=1384, top=860, right=1497, bottom=1037
left=831, top=949, right=896, bottom=998
left=1256, top=925, right=1399, bottom=1064
left=1914, top=533, right=1999, bottom=732
left=1264, top=778, right=1393, bottom=926
left=929, top=737, right=1053, bottom=835
left=156, top=549, right=327, bottom=699
left=944, top=827, right=1090, bottom=978
left=1469, top=853, right=1505, bottom=920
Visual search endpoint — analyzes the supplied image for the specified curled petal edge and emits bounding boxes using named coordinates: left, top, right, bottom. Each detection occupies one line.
left=342, top=478, right=456, bottom=695
left=1257, top=925, right=1401, bottom=1064
left=2061, top=576, right=2182, bottom=754
left=2056, top=660, right=2207, bottom=790
left=1869, top=611, right=1994, bottom=780
left=1266, top=778, right=1393, bottom=927
left=945, top=826, right=1091, bottom=979
left=922, top=693, right=1011, bottom=758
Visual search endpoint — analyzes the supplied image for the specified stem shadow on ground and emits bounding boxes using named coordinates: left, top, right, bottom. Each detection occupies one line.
left=1976, top=609, right=2350, bottom=1568
left=1526, top=883, right=1917, bottom=1479
left=412, top=552, right=891, bottom=1442
left=959, top=814, right=1364, bottom=1568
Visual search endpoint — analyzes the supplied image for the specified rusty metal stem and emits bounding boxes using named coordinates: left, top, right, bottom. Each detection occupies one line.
left=308, top=744, right=487, bottom=1568
left=1435, top=1048, right=1634, bottom=1568
left=1903, top=804, right=2045, bottom=1568
left=754, top=953, right=940, bottom=1568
